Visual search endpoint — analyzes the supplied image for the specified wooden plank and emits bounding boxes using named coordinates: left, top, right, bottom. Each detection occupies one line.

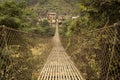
left=37, top=25, right=84, bottom=80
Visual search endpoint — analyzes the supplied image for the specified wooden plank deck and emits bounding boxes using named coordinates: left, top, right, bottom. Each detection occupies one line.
left=38, top=46, right=83, bottom=80
left=37, top=25, right=84, bottom=80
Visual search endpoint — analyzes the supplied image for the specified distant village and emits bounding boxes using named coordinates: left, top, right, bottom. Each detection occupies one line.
left=36, top=10, right=79, bottom=27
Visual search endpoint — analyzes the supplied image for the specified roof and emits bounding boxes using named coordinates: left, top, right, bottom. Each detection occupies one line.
left=47, top=12, right=56, bottom=15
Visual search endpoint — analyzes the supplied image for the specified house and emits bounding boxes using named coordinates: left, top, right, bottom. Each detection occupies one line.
left=72, top=16, right=79, bottom=20
left=57, top=15, right=65, bottom=25
left=47, top=12, right=57, bottom=24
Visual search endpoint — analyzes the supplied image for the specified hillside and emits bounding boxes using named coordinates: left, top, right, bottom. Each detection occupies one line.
left=25, top=0, right=79, bottom=16
left=38, top=0, right=75, bottom=15
left=0, top=0, right=79, bottom=16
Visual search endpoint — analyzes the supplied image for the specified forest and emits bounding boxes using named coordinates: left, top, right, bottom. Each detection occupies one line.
left=60, top=0, right=120, bottom=80
left=0, top=0, right=54, bottom=80
left=0, top=0, right=120, bottom=80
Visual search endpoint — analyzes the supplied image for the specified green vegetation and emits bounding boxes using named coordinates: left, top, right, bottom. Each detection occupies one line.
left=0, top=0, right=55, bottom=36
left=37, top=0, right=75, bottom=15
left=0, top=27, right=52, bottom=80
left=0, top=0, right=53, bottom=80
left=60, top=0, right=120, bottom=36
left=60, top=0, right=120, bottom=80
left=31, top=20, right=55, bottom=36
left=0, top=0, right=30, bottom=29
left=23, top=0, right=80, bottom=16
left=0, top=0, right=120, bottom=79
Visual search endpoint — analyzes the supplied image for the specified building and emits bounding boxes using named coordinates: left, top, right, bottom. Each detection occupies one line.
left=57, top=15, right=65, bottom=25
left=72, top=16, right=79, bottom=20
left=47, top=12, right=57, bottom=26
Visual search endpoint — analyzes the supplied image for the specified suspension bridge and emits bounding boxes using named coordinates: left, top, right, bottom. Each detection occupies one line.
left=37, top=25, right=83, bottom=80
left=0, top=24, right=120, bottom=80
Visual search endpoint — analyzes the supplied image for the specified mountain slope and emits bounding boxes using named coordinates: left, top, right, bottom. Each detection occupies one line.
left=1, top=0, right=79, bottom=16
left=28, top=0, right=78, bottom=16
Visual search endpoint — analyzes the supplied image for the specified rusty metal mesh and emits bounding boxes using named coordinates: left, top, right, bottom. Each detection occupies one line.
left=62, top=25, right=120, bottom=80
left=0, top=26, right=52, bottom=80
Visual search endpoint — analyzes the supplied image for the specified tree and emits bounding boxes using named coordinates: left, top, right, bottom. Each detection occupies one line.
left=60, top=0, right=120, bottom=80
left=0, top=0, right=30, bottom=29
left=79, top=0, right=120, bottom=27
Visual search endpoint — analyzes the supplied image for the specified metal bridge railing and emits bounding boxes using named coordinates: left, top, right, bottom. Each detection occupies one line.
left=0, top=26, right=52, bottom=80
left=62, top=25, right=120, bottom=80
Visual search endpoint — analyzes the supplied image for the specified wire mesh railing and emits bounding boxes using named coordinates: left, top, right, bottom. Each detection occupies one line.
left=0, top=26, right=53, bottom=80
left=61, top=24, right=120, bottom=80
